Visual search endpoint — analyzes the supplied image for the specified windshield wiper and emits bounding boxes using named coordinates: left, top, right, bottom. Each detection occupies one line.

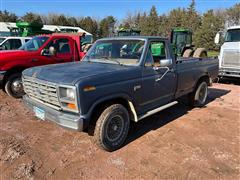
left=100, top=56, right=122, bottom=65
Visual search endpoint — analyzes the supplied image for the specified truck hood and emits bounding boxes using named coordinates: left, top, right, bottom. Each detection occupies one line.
left=221, top=42, right=240, bottom=50
left=23, top=61, right=140, bottom=85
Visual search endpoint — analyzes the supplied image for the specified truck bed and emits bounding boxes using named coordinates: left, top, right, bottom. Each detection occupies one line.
left=175, top=57, right=219, bottom=98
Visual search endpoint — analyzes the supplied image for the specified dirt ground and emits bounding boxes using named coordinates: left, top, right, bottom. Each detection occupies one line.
left=0, top=81, right=239, bottom=179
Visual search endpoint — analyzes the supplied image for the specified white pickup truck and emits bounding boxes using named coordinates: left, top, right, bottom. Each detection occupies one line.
left=215, top=26, right=240, bottom=78
left=0, top=36, right=31, bottom=50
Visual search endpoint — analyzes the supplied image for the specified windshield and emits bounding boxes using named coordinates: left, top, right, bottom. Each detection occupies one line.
left=173, top=32, right=191, bottom=45
left=84, top=39, right=145, bottom=66
left=19, top=36, right=49, bottom=51
left=225, top=29, right=240, bottom=42
left=0, top=38, right=6, bottom=44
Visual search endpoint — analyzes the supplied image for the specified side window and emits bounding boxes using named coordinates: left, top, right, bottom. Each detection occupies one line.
left=11, top=39, right=22, bottom=49
left=58, top=39, right=70, bottom=53
left=149, top=41, right=167, bottom=67
left=25, top=39, right=30, bottom=43
left=46, top=38, right=71, bottom=54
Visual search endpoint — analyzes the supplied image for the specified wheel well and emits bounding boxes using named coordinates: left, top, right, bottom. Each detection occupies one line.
left=87, top=97, right=135, bottom=135
left=3, top=67, right=25, bottom=85
left=196, top=75, right=210, bottom=88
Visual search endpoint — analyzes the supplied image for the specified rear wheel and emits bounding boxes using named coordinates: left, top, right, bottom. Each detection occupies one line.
left=94, top=104, right=130, bottom=151
left=189, top=81, right=208, bottom=107
left=182, top=49, right=193, bottom=57
left=5, top=73, right=25, bottom=98
left=193, top=48, right=207, bottom=58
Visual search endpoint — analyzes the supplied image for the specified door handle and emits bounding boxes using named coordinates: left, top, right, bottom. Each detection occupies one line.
left=31, top=58, right=38, bottom=62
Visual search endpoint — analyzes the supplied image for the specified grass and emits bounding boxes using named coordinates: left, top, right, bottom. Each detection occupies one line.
left=208, top=51, right=219, bottom=57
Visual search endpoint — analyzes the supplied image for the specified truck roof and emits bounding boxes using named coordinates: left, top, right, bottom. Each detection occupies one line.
left=99, top=36, right=169, bottom=41
left=228, top=25, right=240, bottom=30
left=0, top=36, right=31, bottom=39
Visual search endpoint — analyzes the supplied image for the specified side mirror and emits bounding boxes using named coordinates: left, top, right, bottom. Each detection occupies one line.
left=159, top=59, right=172, bottom=67
left=49, top=46, right=56, bottom=56
left=214, top=32, right=220, bottom=44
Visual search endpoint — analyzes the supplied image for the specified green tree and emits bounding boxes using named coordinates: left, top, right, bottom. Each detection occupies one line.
left=195, top=10, right=224, bottom=50
left=22, top=12, right=43, bottom=24
left=78, top=17, right=98, bottom=40
left=226, top=3, right=240, bottom=26
left=0, top=10, right=18, bottom=22
left=139, top=12, right=148, bottom=35
left=67, top=16, right=78, bottom=26
left=146, top=6, right=159, bottom=36
left=187, top=0, right=201, bottom=32
left=99, top=16, right=116, bottom=38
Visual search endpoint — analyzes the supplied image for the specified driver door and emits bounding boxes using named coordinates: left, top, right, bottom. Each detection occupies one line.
left=35, top=37, right=75, bottom=66
left=140, top=40, right=177, bottom=113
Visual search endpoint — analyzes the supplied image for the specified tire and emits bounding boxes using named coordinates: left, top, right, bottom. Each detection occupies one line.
left=193, top=48, right=207, bottom=58
left=182, top=49, right=193, bottom=58
left=94, top=104, right=130, bottom=151
left=189, top=81, right=208, bottom=107
left=5, top=73, right=25, bottom=98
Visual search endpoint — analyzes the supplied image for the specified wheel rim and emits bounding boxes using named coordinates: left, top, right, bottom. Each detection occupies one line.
left=105, top=115, right=124, bottom=142
left=197, top=82, right=208, bottom=104
left=200, top=52, right=207, bottom=58
left=11, top=78, right=24, bottom=96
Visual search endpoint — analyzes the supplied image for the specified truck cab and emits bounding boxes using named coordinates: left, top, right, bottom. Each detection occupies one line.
left=215, top=26, right=240, bottom=78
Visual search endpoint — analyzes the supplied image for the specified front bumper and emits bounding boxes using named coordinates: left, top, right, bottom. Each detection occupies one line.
left=23, top=95, right=85, bottom=131
left=0, top=71, right=6, bottom=85
left=219, top=67, right=240, bottom=78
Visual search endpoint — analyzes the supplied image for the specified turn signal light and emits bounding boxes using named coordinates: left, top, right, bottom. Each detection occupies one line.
left=67, top=103, right=77, bottom=110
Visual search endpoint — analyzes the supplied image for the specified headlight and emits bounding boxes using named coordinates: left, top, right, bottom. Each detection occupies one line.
left=58, top=86, right=79, bottom=113
left=66, top=88, right=75, bottom=100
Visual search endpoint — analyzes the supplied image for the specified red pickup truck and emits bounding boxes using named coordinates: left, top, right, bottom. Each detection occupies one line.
left=0, top=33, right=89, bottom=98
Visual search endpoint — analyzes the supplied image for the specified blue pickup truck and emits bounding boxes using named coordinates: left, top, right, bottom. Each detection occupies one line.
left=22, top=37, right=218, bottom=151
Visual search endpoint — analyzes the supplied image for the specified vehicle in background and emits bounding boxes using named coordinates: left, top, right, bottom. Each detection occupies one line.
left=0, top=36, right=31, bottom=50
left=117, top=28, right=141, bottom=36
left=0, top=33, right=88, bottom=98
left=22, top=36, right=218, bottom=151
left=215, top=26, right=240, bottom=78
left=13, top=22, right=53, bottom=37
left=117, top=27, right=208, bottom=58
left=170, top=28, right=207, bottom=58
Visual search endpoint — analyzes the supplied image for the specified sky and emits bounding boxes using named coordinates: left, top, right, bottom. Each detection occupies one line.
left=0, top=0, right=239, bottom=20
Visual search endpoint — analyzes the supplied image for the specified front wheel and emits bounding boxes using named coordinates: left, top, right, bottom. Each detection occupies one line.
left=189, top=81, right=208, bottom=107
left=94, top=104, right=130, bottom=151
left=5, top=73, right=25, bottom=98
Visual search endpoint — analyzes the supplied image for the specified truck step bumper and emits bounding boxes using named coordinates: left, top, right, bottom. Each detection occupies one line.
left=23, top=95, right=84, bottom=131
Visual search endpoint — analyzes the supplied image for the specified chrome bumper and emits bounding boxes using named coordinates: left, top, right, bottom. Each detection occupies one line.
left=23, top=95, right=85, bottom=131
left=219, top=67, right=240, bottom=78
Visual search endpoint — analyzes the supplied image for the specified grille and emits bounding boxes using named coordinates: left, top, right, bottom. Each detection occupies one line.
left=23, top=76, right=61, bottom=110
left=222, top=50, right=240, bottom=67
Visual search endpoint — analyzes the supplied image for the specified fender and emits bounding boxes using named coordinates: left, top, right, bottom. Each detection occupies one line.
left=81, top=92, right=137, bottom=121
left=1, top=61, right=29, bottom=72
